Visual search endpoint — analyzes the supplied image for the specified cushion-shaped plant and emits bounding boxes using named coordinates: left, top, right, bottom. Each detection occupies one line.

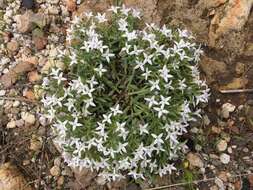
left=42, top=5, right=209, bottom=181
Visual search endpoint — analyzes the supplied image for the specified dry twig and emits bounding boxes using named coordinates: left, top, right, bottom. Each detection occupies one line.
left=144, top=173, right=252, bottom=190
left=0, top=96, right=40, bottom=104
left=220, top=89, right=253, bottom=94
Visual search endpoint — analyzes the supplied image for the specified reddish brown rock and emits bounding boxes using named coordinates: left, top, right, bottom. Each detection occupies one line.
left=23, top=90, right=36, bottom=100
left=197, top=0, right=227, bottom=9
left=200, top=56, right=228, bottom=83
left=32, top=29, right=47, bottom=50
left=6, top=40, right=19, bottom=54
left=66, top=0, right=76, bottom=12
left=23, top=56, right=39, bottom=65
left=75, top=0, right=112, bottom=16
left=0, top=61, right=34, bottom=88
left=0, top=163, right=33, bottom=190
left=248, top=174, right=253, bottom=187
left=28, top=71, right=41, bottom=83
left=124, top=0, right=161, bottom=24
left=15, top=11, right=33, bottom=33
left=209, top=0, right=253, bottom=46
left=219, top=77, right=248, bottom=90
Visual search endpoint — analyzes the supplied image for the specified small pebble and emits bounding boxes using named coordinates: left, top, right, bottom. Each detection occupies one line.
left=54, top=157, right=62, bottom=167
left=15, top=119, right=25, bottom=127
left=57, top=176, right=64, bottom=186
left=21, top=112, right=36, bottom=125
left=12, top=101, right=20, bottom=107
left=62, top=167, right=73, bottom=177
left=6, top=120, right=16, bottom=129
left=220, top=153, right=230, bottom=164
left=30, top=135, right=42, bottom=151
left=227, top=147, right=233, bottom=154
left=187, top=152, right=204, bottom=168
left=0, top=90, right=6, bottom=96
left=216, top=139, right=228, bottom=152
left=50, top=165, right=61, bottom=177
left=221, top=103, right=236, bottom=119
left=243, top=147, right=249, bottom=153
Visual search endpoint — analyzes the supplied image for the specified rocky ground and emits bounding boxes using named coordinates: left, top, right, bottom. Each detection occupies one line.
left=0, top=0, right=252, bottom=190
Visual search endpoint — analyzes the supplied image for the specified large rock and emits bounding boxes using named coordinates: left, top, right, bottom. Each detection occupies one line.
left=15, top=11, right=33, bottom=33
left=209, top=0, right=253, bottom=46
left=200, top=56, right=228, bottom=83
left=219, top=77, right=248, bottom=90
left=197, top=0, right=227, bottom=9
left=75, top=0, right=112, bottom=16
left=0, top=163, right=33, bottom=190
left=187, top=152, right=204, bottom=168
left=0, top=61, right=34, bottom=88
left=32, top=28, right=47, bottom=50
left=124, top=0, right=161, bottom=24
left=15, top=11, right=47, bottom=33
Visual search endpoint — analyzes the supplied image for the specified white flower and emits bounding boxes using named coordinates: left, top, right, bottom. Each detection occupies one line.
left=95, top=13, right=107, bottom=23
left=143, top=53, right=153, bottom=65
left=153, top=106, right=169, bottom=118
left=128, top=170, right=145, bottom=180
left=151, top=133, right=164, bottom=146
left=159, top=65, right=173, bottom=82
left=116, top=122, right=128, bottom=140
left=141, top=68, right=151, bottom=80
left=159, top=95, right=171, bottom=108
left=162, top=49, right=171, bottom=59
left=121, top=43, right=131, bottom=54
left=139, top=123, right=149, bottom=135
left=118, top=18, right=128, bottom=32
left=145, top=96, right=158, bottom=108
left=102, top=113, right=112, bottom=124
left=134, top=60, right=145, bottom=71
left=53, top=72, right=67, bottom=85
left=122, top=31, right=137, bottom=41
left=46, top=108, right=56, bottom=122
left=50, top=68, right=60, bottom=76
left=102, top=49, right=114, bottom=63
left=84, top=12, right=93, bottom=18
left=109, top=6, right=119, bottom=13
left=64, top=98, right=75, bottom=112
left=142, top=31, right=156, bottom=43
left=42, top=77, right=49, bottom=87
left=69, top=118, right=82, bottom=131
left=178, top=51, right=191, bottom=61
left=178, top=29, right=190, bottom=38
left=129, top=45, right=143, bottom=55
left=149, top=161, right=158, bottom=173
left=178, top=78, right=187, bottom=91
left=117, top=142, right=128, bottom=154
left=160, top=25, right=172, bottom=38
left=132, top=8, right=141, bottom=19
left=69, top=52, right=78, bottom=66
left=149, top=80, right=160, bottom=91
left=86, top=76, right=98, bottom=88
left=53, top=120, right=68, bottom=137
left=121, top=4, right=131, bottom=16
left=110, top=104, right=123, bottom=116
left=94, top=64, right=107, bottom=77
left=83, top=98, right=96, bottom=108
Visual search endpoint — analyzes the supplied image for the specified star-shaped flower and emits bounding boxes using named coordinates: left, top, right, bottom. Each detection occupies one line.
left=94, top=64, right=107, bottom=77
left=69, top=118, right=82, bottom=131
left=149, top=80, right=160, bottom=91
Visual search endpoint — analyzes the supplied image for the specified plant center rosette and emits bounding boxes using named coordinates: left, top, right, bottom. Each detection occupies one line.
left=41, top=5, right=209, bottom=181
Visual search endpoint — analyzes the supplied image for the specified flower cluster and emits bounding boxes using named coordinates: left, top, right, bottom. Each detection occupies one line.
left=42, top=5, right=209, bottom=181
